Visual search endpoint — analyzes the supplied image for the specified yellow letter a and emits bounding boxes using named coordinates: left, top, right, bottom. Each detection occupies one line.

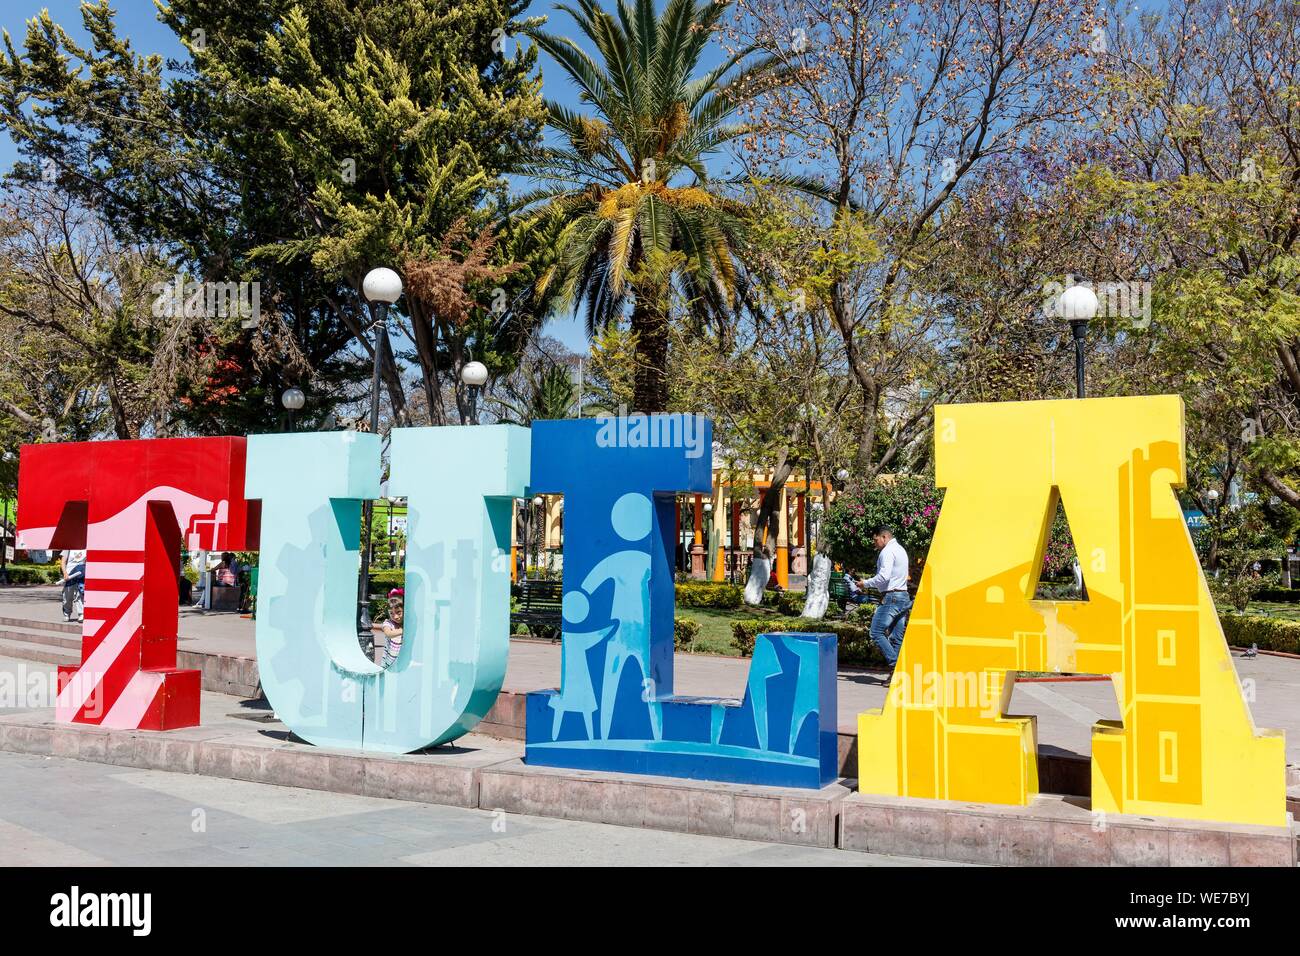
left=857, top=396, right=1286, bottom=827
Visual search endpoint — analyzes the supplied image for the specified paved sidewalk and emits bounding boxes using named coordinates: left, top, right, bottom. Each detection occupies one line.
left=0, top=748, right=942, bottom=866
left=0, top=654, right=946, bottom=866
left=4, top=585, right=1298, bottom=762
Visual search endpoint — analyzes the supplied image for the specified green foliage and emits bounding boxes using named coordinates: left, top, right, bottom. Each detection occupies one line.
left=823, top=476, right=944, bottom=573
left=369, top=569, right=406, bottom=593
left=825, top=477, right=1082, bottom=584
left=1, top=562, right=63, bottom=585
left=673, top=616, right=700, bottom=650
left=1210, top=574, right=1262, bottom=614
left=0, top=0, right=549, bottom=433
left=524, top=565, right=562, bottom=581
left=584, top=325, right=638, bottom=413
left=731, top=616, right=886, bottom=667
left=1197, top=501, right=1296, bottom=609
left=522, top=0, right=778, bottom=409
left=1040, top=506, right=1078, bottom=582
left=674, top=581, right=744, bottom=609
left=1218, top=613, right=1300, bottom=656
left=497, top=360, right=576, bottom=422
left=761, top=589, right=804, bottom=616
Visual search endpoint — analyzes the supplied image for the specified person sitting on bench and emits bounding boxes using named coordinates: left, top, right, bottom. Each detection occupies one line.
left=843, top=572, right=871, bottom=606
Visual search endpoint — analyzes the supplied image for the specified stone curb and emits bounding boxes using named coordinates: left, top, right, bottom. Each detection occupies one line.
left=839, top=791, right=1298, bottom=866
left=478, top=758, right=851, bottom=848
left=0, top=716, right=491, bottom=810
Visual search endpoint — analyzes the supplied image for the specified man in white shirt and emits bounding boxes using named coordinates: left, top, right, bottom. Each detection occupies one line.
left=863, top=525, right=911, bottom=668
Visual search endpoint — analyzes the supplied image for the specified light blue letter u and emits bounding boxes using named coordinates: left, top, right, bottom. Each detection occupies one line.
left=245, top=426, right=530, bottom=752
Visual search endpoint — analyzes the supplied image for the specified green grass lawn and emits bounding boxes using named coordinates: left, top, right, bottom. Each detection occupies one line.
left=676, top=604, right=793, bottom=656
left=1245, top=600, right=1300, bottom=621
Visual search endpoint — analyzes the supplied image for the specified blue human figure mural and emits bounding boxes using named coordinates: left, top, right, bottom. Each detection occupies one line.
left=565, top=492, right=659, bottom=741
left=549, top=589, right=610, bottom=739
left=525, top=415, right=839, bottom=788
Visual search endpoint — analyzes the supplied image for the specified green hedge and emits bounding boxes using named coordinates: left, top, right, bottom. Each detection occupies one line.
left=761, top=589, right=805, bottom=616
left=675, top=581, right=808, bottom=616
left=732, top=614, right=886, bottom=667
left=369, top=570, right=405, bottom=594
left=1218, top=613, right=1300, bottom=655
left=674, top=617, right=701, bottom=650
left=675, top=581, right=744, bottom=609
left=1253, top=587, right=1300, bottom=603
left=734, top=610, right=1300, bottom=665
left=2, top=563, right=63, bottom=585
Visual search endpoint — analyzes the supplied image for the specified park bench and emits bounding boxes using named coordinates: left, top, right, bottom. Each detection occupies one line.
left=826, top=572, right=882, bottom=620
left=827, top=571, right=849, bottom=614
left=511, top=578, right=563, bottom=639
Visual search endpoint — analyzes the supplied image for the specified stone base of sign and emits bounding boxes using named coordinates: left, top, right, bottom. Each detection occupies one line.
left=2, top=615, right=1290, bottom=807
left=479, top=690, right=528, bottom=741
left=177, top=648, right=260, bottom=699
left=1, top=705, right=1294, bottom=862
left=479, top=758, right=850, bottom=848
left=0, top=710, right=507, bottom=810
left=839, top=791, right=1298, bottom=866
left=0, top=616, right=261, bottom=700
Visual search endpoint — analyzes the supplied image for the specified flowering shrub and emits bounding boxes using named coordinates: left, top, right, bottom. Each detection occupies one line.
left=824, top=476, right=1078, bottom=580
left=1040, top=508, right=1077, bottom=581
left=823, top=476, right=945, bottom=575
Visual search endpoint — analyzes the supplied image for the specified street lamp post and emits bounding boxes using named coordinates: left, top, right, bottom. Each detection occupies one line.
left=1059, top=283, right=1099, bottom=399
left=0, top=497, right=9, bottom=586
left=532, top=495, right=544, bottom=575
left=0, top=449, right=12, bottom=585
left=358, top=267, right=404, bottom=644
left=461, top=360, right=488, bottom=425
left=281, top=387, right=304, bottom=433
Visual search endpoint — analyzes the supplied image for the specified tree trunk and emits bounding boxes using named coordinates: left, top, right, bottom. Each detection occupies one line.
left=408, top=299, right=445, bottom=425
left=1261, top=470, right=1300, bottom=508
left=750, top=449, right=794, bottom=558
left=801, top=553, right=832, bottom=619
left=631, top=298, right=668, bottom=413
left=743, top=553, right=770, bottom=606
left=741, top=450, right=795, bottom=605
left=106, top=373, right=133, bottom=439
left=378, top=330, right=409, bottom=427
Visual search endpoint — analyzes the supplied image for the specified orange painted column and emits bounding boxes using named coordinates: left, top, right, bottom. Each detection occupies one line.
left=793, top=490, right=807, bottom=575
left=711, top=488, right=726, bottom=581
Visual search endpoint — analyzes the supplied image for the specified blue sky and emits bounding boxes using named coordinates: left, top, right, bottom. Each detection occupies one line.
left=0, top=0, right=598, bottom=351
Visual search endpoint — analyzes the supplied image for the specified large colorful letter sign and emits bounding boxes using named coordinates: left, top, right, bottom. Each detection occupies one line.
left=246, top=426, right=528, bottom=753
left=525, top=416, right=838, bottom=788
left=858, top=396, right=1286, bottom=826
left=15, top=438, right=258, bottom=729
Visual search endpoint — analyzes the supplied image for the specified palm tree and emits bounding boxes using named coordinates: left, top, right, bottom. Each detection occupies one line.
left=496, top=360, right=578, bottom=423
left=521, top=0, right=777, bottom=412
